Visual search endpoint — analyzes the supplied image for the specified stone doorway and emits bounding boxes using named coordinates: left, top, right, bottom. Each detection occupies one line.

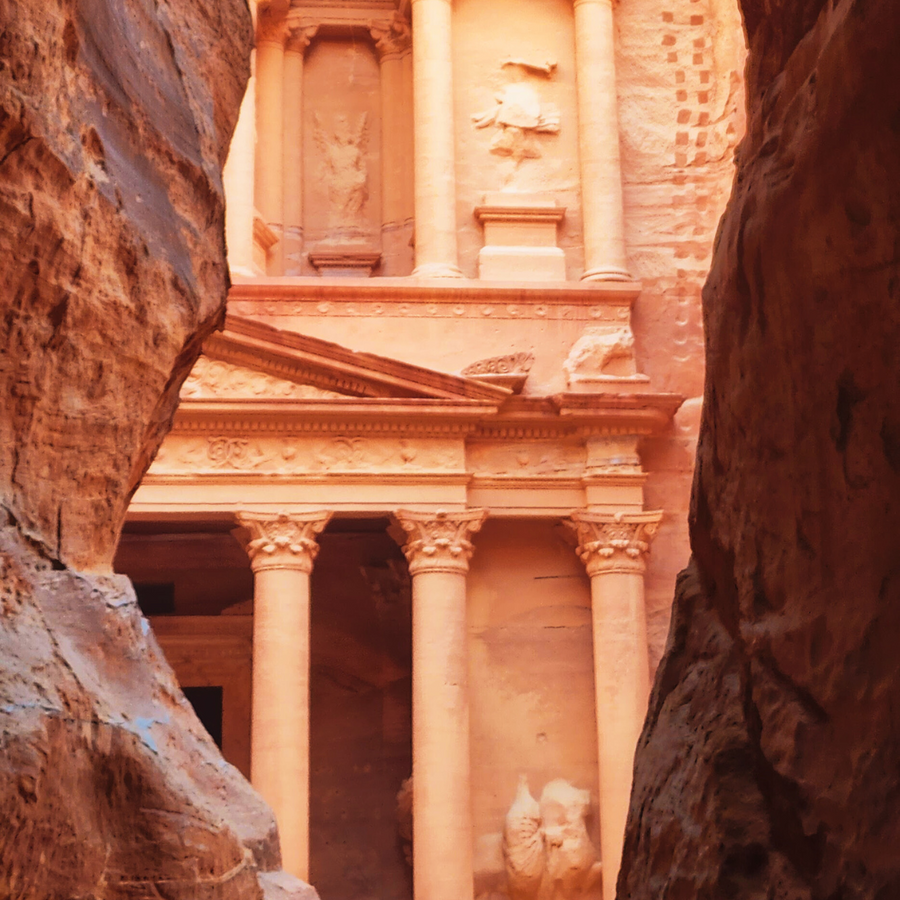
left=309, top=517, right=413, bottom=900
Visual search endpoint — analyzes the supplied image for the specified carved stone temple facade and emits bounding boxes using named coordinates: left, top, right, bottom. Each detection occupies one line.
left=116, top=2, right=745, bottom=900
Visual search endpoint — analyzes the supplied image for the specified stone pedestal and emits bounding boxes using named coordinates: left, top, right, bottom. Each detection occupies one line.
left=236, top=510, right=332, bottom=881
left=574, top=0, right=630, bottom=282
left=475, top=193, right=567, bottom=282
left=395, top=509, right=487, bottom=900
left=410, top=0, right=462, bottom=277
left=566, top=510, right=661, bottom=900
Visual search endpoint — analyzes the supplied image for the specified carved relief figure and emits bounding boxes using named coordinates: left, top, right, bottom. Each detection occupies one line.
left=473, top=60, right=561, bottom=163
left=563, top=326, right=636, bottom=381
left=314, top=111, right=370, bottom=236
left=474, top=776, right=602, bottom=900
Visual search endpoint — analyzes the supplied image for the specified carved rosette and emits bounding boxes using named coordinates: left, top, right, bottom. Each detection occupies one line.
left=236, top=511, right=332, bottom=573
left=394, top=509, right=488, bottom=575
left=565, top=511, right=662, bottom=576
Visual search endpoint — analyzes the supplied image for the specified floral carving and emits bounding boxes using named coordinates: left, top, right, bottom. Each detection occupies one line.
left=565, top=511, right=662, bottom=575
left=148, top=436, right=465, bottom=476
left=368, top=12, right=411, bottom=59
left=235, top=511, right=332, bottom=572
left=463, top=353, right=535, bottom=377
left=394, top=509, right=488, bottom=575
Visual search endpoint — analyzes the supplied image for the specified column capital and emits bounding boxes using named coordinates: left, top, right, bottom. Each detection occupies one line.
left=565, top=510, right=662, bottom=576
left=257, top=6, right=289, bottom=45
left=285, top=23, right=318, bottom=54
left=369, top=13, right=411, bottom=60
left=236, top=511, right=332, bottom=573
left=394, top=509, right=488, bottom=575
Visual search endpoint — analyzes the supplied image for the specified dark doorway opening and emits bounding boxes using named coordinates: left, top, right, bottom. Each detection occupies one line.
left=183, top=685, right=224, bottom=749
left=309, top=517, right=413, bottom=900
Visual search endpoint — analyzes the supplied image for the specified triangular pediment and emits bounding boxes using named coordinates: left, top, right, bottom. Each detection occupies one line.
left=182, top=315, right=512, bottom=403
left=181, top=356, right=349, bottom=401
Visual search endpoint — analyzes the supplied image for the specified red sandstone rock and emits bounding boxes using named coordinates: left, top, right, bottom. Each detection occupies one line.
left=0, top=2, right=316, bottom=895
left=0, top=0, right=248, bottom=571
left=620, top=0, right=900, bottom=896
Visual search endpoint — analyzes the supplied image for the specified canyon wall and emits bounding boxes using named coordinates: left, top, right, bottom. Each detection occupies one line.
left=0, top=1, right=313, bottom=895
left=620, top=0, right=900, bottom=896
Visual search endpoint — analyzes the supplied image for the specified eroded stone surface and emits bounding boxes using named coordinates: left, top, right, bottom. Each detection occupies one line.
left=0, top=0, right=249, bottom=571
left=0, top=2, right=317, bottom=895
left=621, top=0, right=900, bottom=895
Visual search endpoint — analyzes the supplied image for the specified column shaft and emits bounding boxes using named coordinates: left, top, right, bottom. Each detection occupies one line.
left=251, top=562, right=312, bottom=878
left=566, top=511, right=661, bottom=900
left=589, top=567, right=650, bottom=900
left=574, top=0, right=630, bottom=281
left=282, top=40, right=305, bottom=276
left=238, top=511, right=332, bottom=882
left=410, top=0, right=462, bottom=277
left=396, top=509, right=487, bottom=900
left=412, top=568, right=473, bottom=900
left=372, top=15, right=413, bottom=275
left=255, top=19, right=286, bottom=274
left=223, top=50, right=257, bottom=277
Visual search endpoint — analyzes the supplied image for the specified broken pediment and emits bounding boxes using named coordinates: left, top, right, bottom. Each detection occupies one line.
left=186, top=315, right=512, bottom=402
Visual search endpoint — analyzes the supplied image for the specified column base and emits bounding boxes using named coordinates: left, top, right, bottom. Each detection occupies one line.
left=581, top=266, right=633, bottom=283
left=413, top=262, right=465, bottom=278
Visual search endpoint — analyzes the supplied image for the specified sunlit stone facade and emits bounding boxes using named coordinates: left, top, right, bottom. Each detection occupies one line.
left=119, top=2, right=745, bottom=898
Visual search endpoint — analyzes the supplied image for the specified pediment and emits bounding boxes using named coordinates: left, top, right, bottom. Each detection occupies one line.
left=181, top=356, right=349, bottom=401
left=182, top=315, right=512, bottom=403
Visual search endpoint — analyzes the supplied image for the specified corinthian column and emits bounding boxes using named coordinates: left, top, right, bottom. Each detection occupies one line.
left=574, top=0, right=631, bottom=282
left=255, top=7, right=287, bottom=274
left=394, top=508, right=487, bottom=900
left=236, top=510, right=332, bottom=880
left=410, top=0, right=462, bottom=277
left=282, top=25, right=317, bottom=275
left=565, top=510, right=661, bottom=900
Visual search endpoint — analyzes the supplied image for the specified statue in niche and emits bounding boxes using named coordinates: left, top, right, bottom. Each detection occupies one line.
left=313, top=111, right=370, bottom=238
left=474, top=776, right=602, bottom=900
left=472, top=59, right=561, bottom=164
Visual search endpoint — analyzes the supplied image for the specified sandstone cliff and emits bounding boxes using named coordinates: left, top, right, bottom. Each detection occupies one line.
left=0, top=1, right=314, bottom=895
left=620, top=0, right=900, bottom=896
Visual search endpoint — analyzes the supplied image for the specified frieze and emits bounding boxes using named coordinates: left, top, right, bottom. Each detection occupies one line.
left=226, top=299, right=629, bottom=322
left=467, top=441, right=586, bottom=477
left=149, top=436, right=465, bottom=476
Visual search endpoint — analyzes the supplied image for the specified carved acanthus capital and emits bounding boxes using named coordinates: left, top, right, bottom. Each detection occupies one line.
left=369, top=12, right=411, bottom=60
left=236, top=511, right=332, bottom=573
left=257, top=6, right=289, bottom=45
left=394, top=509, right=488, bottom=575
left=285, top=23, right=318, bottom=54
left=565, top=510, right=662, bottom=576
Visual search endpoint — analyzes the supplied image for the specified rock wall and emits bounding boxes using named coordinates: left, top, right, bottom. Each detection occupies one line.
left=620, top=0, right=900, bottom=896
left=0, top=1, right=314, bottom=895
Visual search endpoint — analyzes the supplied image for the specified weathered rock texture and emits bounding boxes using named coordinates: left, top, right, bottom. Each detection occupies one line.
left=1, top=0, right=247, bottom=571
left=0, top=1, right=315, bottom=896
left=620, top=0, right=900, bottom=897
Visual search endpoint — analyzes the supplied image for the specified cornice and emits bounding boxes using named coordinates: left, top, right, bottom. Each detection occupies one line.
left=171, top=399, right=499, bottom=436
left=209, top=316, right=511, bottom=402
left=228, top=276, right=642, bottom=307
